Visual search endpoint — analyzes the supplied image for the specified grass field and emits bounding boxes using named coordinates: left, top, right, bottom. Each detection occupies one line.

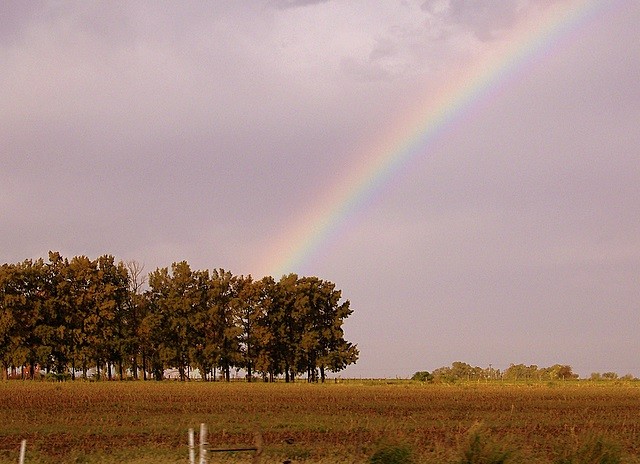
left=1, top=380, right=640, bottom=463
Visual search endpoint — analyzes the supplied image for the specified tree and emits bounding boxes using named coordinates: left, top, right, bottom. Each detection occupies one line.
left=429, top=362, right=488, bottom=382
left=209, top=269, right=242, bottom=381
left=251, top=276, right=279, bottom=381
left=267, top=274, right=358, bottom=382
left=411, top=371, right=433, bottom=382
left=95, top=255, right=129, bottom=379
left=543, top=364, right=577, bottom=380
left=5, top=259, right=48, bottom=378
left=0, top=264, right=17, bottom=379
left=147, top=262, right=201, bottom=381
left=234, top=275, right=266, bottom=382
left=273, top=274, right=303, bottom=382
left=307, top=278, right=358, bottom=382
left=503, top=364, right=538, bottom=381
left=40, top=252, right=73, bottom=377
left=124, top=260, right=147, bottom=380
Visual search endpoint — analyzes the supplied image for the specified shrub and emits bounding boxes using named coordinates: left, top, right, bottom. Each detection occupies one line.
left=369, top=443, right=415, bottom=464
left=555, top=434, right=621, bottom=464
left=411, top=371, right=433, bottom=382
left=45, top=372, right=71, bottom=382
left=457, top=423, right=512, bottom=464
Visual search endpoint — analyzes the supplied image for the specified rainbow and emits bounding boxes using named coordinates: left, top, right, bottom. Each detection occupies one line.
left=256, top=0, right=612, bottom=279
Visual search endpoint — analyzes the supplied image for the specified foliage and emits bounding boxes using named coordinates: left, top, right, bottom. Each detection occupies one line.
left=504, top=363, right=578, bottom=381
left=429, top=362, right=500, bottom=382
left=411, top=370, right=433, bottom=382
left=0, top=252, right=358, bottom=382
left=369, top=443, right=415, bottom=464
left=554, top=434, right=621, bottom=464
left=423, top=362, right=582, bottom=383
left=457, top=423, right=513, bottom=464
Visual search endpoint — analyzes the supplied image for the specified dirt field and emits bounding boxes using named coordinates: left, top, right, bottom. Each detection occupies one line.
left=1, top=380, right=639, bottom=463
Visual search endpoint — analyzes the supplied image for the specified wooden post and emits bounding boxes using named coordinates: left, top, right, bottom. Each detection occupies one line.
left=188, top=428, right=195, bottom=464
left=19, top=440, right=26, bottom=464
left=252, top=431, right=263, bottom=464
left=199, top=423, right=208, bottom=464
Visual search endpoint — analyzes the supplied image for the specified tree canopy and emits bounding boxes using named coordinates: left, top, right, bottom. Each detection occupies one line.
left=0, top=252, right=358, bottom=382
left=413, top=362, right=585, bottom=382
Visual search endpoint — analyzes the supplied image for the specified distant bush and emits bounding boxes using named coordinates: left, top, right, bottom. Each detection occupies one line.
left=411, top=371, right=433, bottom=382
left=45, top=372, right=71, bottom=382
left=589, top=372, right=636, bottom=382
left=369, top=443, right=415, bottom=464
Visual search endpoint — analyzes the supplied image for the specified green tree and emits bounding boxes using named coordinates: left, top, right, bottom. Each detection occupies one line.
left=0, top=264, right=18, bottom=379
left=40, top=252, right=73, bottom=377
left=209, top=269, right=242, bottom=381
left=147, top=262, right=199, bottom=381
left=273, top=274, right=303, bottom=382
left=411, top=371, right=433, bottom=382
left=188, top=268, right=213, bottom=380
left=268, top=274, right=358, bottom=382
left=67, top=255, right=99, bottom=378
left=5, top=259, right=48, bottom=378
left=307, top=277, right=358, bottom=382
left=95, top=255, right=129, bottom=379
left=503, top=364, right=539, bottom=381
left=251, top=276, right=279, bottom=381
left=543, top=364, right=577, bottom=380
left=124, top=260, right=147, bottom=380
left=234, top=275, right=265, bottom=382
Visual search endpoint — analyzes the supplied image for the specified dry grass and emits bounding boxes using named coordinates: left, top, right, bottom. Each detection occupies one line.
left=1, top=380, right=639, bottom=463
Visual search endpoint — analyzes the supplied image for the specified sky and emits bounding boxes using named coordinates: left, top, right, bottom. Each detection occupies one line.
left=2, top=0, right=639, bottom=378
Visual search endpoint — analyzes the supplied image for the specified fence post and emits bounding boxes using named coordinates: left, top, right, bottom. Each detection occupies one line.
left=188, top=428, right=195, bottom=464
left=199, top=423, right=208, bottom=464
left=252, top=431, right=263, bottom=464
left=19, top=440, right=26, bottom=464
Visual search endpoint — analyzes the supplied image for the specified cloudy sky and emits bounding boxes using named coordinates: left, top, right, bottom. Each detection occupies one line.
left=2, top=0, right=639, bottom=378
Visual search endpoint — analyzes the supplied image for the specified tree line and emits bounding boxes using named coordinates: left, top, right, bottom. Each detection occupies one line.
left=412, top=362, right=577, bottom=382
left=0, top=252, right=358, bottom=382
left=413, top=362, right=637, bottom=382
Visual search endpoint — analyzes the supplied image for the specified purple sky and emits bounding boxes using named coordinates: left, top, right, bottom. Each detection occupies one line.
left=2, top=1, right=639, bottom=378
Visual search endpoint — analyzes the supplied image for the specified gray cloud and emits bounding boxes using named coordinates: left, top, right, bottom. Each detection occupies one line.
left=421, top=0, right=564, bottom=41
left=0, top=0, right=47, bottom=45
left=271, top=0, right=331, bottom=10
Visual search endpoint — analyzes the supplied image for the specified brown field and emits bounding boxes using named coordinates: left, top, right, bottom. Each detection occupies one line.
left=1, top=380, right=640, bottom=463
